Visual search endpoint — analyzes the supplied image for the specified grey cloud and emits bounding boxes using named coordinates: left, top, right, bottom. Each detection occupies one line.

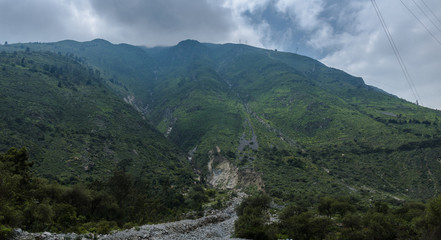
left=0, top=0, right=90, bottom=43
left=89, top=0, right=235, bottom=45
left=0, top=0, right=237, bottom=46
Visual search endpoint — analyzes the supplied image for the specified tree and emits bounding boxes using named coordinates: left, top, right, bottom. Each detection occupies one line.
left=32, top=203, right=54, bottom=231
left=374, top=201, right=389, bottom=214
left=280, top=212, right=333, bottom=240
left=426, top=195, right=441, bottom=238
left=107, top=170, right=132, bottom=206
left=234, top=213, right=271, bottom=240
left=0, top=147, right=33, bottom=186
left=363, top=212, right=397, bottom=240
left=236, top=193, right=271, bottom=217
left=187, top=186, right=208, bottom=210
left=318, top=197, right=336, bottom=217
left=235, top=193, right=273, bottom=239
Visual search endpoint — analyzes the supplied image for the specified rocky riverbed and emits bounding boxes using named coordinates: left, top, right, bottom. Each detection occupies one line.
left=13, top=192, right=246, bottom=240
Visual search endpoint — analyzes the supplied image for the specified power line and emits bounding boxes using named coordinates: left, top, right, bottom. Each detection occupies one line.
left=371, top=0, right=422, bottom=105
left=399, top=0, right=441, bottom=45
left=420, top=0, right=441, bottom=25
left=371, top=0, right=421, bottom=102
left=411, top=0, right=441, bottom=35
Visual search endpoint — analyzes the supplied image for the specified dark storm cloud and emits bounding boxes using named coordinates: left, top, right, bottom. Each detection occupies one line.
left=88, top=0, right=235, bottom=46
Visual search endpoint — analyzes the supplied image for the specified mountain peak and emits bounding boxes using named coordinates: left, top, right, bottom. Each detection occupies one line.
left=91, top=38, right=112, bottom=45
left=177, top=39, right=201, bottom=47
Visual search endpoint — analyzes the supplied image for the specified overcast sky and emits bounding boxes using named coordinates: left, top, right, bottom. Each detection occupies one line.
left=1, top=0, right=440, bottom=110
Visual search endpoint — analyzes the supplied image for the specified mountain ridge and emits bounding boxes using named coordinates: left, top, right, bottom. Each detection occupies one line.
left=1, top=39, right=441, bottom=202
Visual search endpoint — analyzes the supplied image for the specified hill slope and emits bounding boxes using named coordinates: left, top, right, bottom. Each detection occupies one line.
left=2, top=40, right=441, bottom=202
left=0, top=50, right=193, bottom=186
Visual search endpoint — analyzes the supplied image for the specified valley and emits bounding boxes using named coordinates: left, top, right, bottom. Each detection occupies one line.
left=1, top=39, right=441, bottom=239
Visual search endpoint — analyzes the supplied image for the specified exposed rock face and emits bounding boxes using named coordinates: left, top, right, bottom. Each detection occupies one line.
left=208, top=155, right=240, bottom=189
left=14, top=193, right=247, bottom=240
left=123, top=95, right=149, bottom=116
left=207, top=147, right=264, bottom=191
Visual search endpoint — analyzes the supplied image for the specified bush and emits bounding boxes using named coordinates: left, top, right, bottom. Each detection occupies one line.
left=0, top=224, right=13, bottom=240
left=236, top=193, right=271, bottom=217
left=426, top=195, right=441, bottom=238
left=81, top=220, right=118, bottom=234
left=234, top=193, right=274, bottom=239
left=234, top=214, right=272, bottom=240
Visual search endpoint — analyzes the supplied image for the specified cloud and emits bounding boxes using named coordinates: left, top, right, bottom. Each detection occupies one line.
left=275, top=0, right=324, bottom=31
left=0, top=0, right=77, bottom=42
left=87, top=0, right=239, bottom=46
left=0, top=0, right=439, bottom=109
left=0, top=0, right=108, bottom=43
left=221, top=0, right=270, bottom=14
left=0, top=0, right=243, bottom=46
left=234, top=0, right=441, bottom=109
left=320, top=0, right=441, bottom=109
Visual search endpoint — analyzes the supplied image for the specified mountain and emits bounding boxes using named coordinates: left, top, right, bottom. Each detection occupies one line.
left=0, top=50, right=193, bottom=187
left=2, top=39, right=441, bottom=203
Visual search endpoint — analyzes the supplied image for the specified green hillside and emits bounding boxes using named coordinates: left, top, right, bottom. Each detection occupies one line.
left=0, top=50, right=192, bottom=186
left=0, top=50, right=229, bottom=236
left=148, top=40, right=441, bottom=201
left=3, top=39, right=441, bottom=204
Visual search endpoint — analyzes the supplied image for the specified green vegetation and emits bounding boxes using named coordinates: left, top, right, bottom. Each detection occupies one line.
left=234, top=193, right=273, bottom=239
left=0, top=50, right=192, bottom=185
left=1, top=39, right=441, bottom=238
left=0, top=50, right=211, bottom=235
left=0, top=147, right=210, bottom=237
left=235, top=193, right=441, bottom=240
left=5, top=41, right=440, bottom=201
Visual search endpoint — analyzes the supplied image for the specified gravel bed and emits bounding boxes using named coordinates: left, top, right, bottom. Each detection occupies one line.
left=13, top=193, right=246, bottom=240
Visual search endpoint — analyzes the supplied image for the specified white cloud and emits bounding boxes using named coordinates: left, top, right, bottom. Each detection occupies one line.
left=275, top=0, right=324, bottom=31
left=219, top=0, right=272, bottom=47
left=221, top=0, right=270, bottom=14
left=320, top=0, right=441, bottom=109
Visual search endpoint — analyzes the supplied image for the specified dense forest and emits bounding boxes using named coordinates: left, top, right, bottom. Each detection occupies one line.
left=3, top=146, right=441, bottom=239
left=234, top=193, right=441, bottom=240
left=0, top=147, right=214, bottom=239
